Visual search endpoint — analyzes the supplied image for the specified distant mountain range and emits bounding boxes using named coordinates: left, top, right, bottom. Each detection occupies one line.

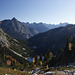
left=0, top=17, right=68, bottom=40
left=24, top=22, right=68, bottom=32
left=28, top=24, right=75, bottom=55
left=23, top=22, right=49, bottom=33
left=45, top=22, right=68, bottom=30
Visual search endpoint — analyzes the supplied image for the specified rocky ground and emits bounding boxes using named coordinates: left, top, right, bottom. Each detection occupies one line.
left=28, top=66, right=75, bottom=75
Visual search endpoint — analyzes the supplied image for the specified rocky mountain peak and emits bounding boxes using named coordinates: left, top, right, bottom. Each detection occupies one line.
left=12, top=17, right=17, bottom=21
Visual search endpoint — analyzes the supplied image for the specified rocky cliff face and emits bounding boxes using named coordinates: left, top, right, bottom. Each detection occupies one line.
left=0, top=28, right=9, bottom=47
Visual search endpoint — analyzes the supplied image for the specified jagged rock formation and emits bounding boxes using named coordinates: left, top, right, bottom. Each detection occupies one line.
left=0, top=18, right=32, bottom=40
left=0, top=28, right=9, bottom=47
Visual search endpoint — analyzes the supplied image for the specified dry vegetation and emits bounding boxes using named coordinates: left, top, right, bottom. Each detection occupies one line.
left=0, top=67, right=32, bottom=75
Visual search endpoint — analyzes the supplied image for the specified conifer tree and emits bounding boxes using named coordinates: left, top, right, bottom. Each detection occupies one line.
left=65, top=36, right=69, bottom=51
left=35, top=55, right=38, bottom=64
left=40, top=54, right=42, bottom=61
left=59, top=48, right=64, bottom=54
left=44, top=49, right=53, bottom=66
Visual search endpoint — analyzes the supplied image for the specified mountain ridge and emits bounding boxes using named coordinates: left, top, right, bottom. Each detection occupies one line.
left=0, top=18, right=68, bottom=40
left=28, top=24, right=75, bottom=55
left=0, top=18, right=33, bottom=40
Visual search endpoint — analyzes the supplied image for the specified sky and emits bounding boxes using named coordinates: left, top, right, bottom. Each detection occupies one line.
left=0, top=0, right=75, bottom=24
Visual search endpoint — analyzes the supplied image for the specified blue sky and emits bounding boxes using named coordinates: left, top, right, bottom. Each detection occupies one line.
left=0, top=0, right=75, bottom=24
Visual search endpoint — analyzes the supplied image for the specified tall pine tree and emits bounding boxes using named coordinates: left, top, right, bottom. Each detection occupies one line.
left=65, top=36, right=69, bottom=51
left=40, top=54, right=42, bottom=61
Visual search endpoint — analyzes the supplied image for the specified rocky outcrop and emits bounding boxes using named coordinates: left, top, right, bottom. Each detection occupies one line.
left=0, top=28, right=9, bottom=47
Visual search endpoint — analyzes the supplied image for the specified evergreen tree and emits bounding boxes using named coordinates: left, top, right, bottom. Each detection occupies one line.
left=35, top=55, right=38, bottom=64
left=65, top=36, right=69, bottom=51
left=44, top=49, right=53, bottom=66
left=59, top=48, right=64, bottom=54
left=44, top=53, right=48, bottom=62
left=44, top=50, right=49, bottom=62
left=40, top=54, right=42, bottom=61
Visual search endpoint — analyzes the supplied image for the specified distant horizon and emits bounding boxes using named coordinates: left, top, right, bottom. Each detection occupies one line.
left=0, top=17, right=72, bottom=25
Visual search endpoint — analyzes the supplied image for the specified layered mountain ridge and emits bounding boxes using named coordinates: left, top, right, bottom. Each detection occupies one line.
left=28, top=24, right=75, bottom=55
left=0, top=17, right=68, bottom=40
left=24, top=22, right=68, bottom=33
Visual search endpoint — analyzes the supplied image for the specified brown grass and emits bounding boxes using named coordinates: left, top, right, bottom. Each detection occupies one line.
left=0, top=67, right=32, bottom=75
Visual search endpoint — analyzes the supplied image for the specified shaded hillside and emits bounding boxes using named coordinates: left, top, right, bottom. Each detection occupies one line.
left=0, top=27, right=33, bottom=68
left=28, top=24, right=75, bottom=55
left=0, top=27, right=32, bottom=57
left=29, top=28, right=39, bottom=35
left=47, top=37, right=75, bottom=66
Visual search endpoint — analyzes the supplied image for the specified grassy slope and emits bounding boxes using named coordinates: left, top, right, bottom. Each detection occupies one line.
left=0, top=67, right=32, bottom=75
left=6, top=34, right=32, bottom=57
